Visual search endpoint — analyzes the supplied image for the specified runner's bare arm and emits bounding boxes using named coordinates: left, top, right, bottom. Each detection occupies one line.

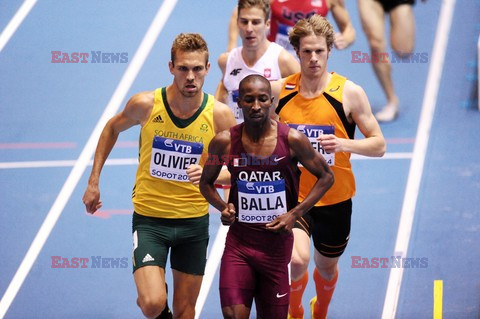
left=212, top=100, right=236, bottom=184
left=319, top=80, right=385, bottom=157
left=266, top=129, right=334, bottom=232
left=278, top=49, right=300, bottom=77
left=200, top=132, right=236, bottom=225
left=227, top=6, right=239, bottom=52
left=330, top=0, right=356, bottom=49
left=82, top=92, right=153, bottom=213
left=214, top=53, right=229, bottom=104
left=269, top=78, right=286, bottom=120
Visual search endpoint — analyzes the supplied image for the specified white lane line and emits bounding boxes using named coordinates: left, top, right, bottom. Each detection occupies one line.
left=195, top=224, right=229, bottom=319
left=0, top=152, right=413, bottom=169
left=351, top=152, right=412, bottom=160
left=0, top=1, right=178, bottom=318
left=0, top=158, right=138, bottom=169
left=0, top=0, right=37, bottom=52
left=381, top=0, right=456, bottom=318
left=0, top=142, right=77, bottom=149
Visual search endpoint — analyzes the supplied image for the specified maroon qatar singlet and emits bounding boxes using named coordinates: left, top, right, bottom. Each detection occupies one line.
left=219, top=121, right=301, bottom=314
left=227, top=121, right=300, bottom=227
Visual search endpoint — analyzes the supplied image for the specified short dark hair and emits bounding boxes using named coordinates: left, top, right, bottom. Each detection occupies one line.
left=238, top=74, right=271, bottom=99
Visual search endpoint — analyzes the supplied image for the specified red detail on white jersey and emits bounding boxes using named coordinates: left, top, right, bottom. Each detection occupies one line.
left=264, top=68, right=272, bottom=78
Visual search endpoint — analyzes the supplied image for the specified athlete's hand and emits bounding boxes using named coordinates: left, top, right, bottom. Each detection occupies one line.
left=186, top=164, right=203, bottom=185
left=266, top=211, right=296, bottom=233
left=334, top=32, right=348, bottom=50
left=82, top=185, right=103, bottom=214
left=221, top=203, right=236, bottom=226
left=318, top=134, right=343, bottom=153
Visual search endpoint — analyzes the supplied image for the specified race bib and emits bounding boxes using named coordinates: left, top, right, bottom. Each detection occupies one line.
left=229, top=89, right=243, bottom=122
left=289, top=124, right=335, bottom=166
left=150, top=136, right=203, bottom=182
left=237, top=179, right=287, bottom=223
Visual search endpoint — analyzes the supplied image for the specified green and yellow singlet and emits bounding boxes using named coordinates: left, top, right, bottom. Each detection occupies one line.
left=132, top=87, right=215, bottom=218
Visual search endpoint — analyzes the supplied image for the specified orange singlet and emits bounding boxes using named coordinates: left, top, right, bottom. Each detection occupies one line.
left=276, top=72, right=356, bottom=206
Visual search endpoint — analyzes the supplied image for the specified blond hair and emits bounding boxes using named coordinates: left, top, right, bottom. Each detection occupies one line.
left=171, top=33, right=209, bottom=66
left=289, top=15, right=335, bottom=51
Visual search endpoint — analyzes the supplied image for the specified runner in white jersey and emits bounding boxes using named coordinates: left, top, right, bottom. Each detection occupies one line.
left=223, top=42, right=284, bottom=122
left=215, top=0, right=299, bottom=124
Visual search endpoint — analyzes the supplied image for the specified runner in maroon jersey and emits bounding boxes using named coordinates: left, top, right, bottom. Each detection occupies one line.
left=200, top=74, right=333, bottom=319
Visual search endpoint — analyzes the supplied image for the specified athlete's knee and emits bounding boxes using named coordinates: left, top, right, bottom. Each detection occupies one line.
left=391, top=24, right=414, bottom=54
left=173, top=301, right=196, bottom=319
left=369, top=38, right=387, bottom=54
left=221, top=306, right=235, bottom=319
left=173, top=306, right=194, bottom=319
left=391, top=23, right=414, bottom=55
left=290, top=251, right=309, bottom=274
left=290, top=244, right=310, bottom=280
left=222, top=305, right=251, bottom=319
left=291, top=229, right=311, bottom=273
left=391, top=41, right=414, bottom=57
left=390, top=5, right=415, bottom=55
left=314, top=255, right=339, bottom=281
left=314, top=262, right=338, bottom=281
left=137, top=296, right=167, bottom=319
